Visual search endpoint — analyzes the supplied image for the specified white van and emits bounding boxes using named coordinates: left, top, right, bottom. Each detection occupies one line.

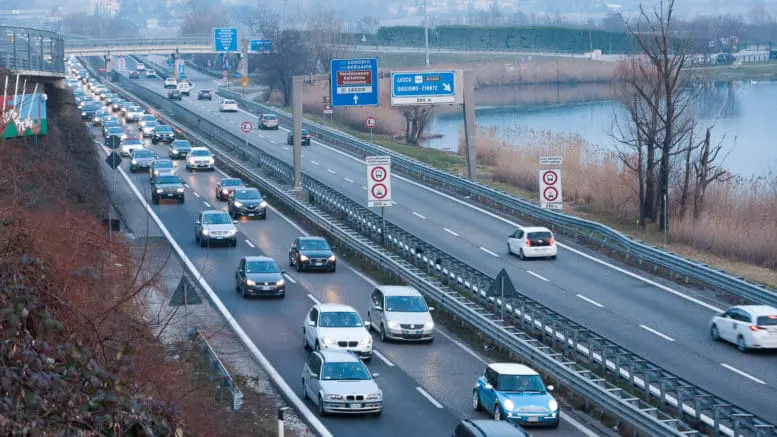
left=177, top=81, right=190, bottom=96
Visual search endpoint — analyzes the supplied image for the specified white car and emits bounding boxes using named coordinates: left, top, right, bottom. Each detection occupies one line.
left=136, top=63, right=145, bottom=71
left=164, top=78, right=177, bottom=89
left=709, top=305, right=777, bottom=352
left=185, top=147, right=215, bottom=171
left=139, top=114, right=156, bottom=128
left=367, top=286, right=435, bottom=342
left=303, top=303, right=373, bottom=362
left=219, top=99, right=238, bottom=112
left=125, top=105, right=143, bottom=122
left=507, top=226, right=557, bottom=260
left=301, top=350, right=382, bottom=417
left=145, top=70, right=157, bottom=78
left=119, top=138, right=144, bottom=157
left=177, top=81, right=190, bottom=96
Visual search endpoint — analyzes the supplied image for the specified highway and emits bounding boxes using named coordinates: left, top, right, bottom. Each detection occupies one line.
left=122, top=56, right=777, bottom=423
left=79, top=73, right=595, bottom=436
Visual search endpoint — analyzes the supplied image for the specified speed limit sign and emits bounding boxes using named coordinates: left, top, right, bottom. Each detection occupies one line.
left=539, top=169, right=562, bottom=209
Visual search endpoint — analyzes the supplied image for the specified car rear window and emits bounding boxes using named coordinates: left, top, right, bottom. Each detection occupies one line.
left=263, top=115, right=277, bottom=120
left=224, top=100, right=236, bottom=104
left=757, top=315, right=777, bottom=326
left=527, top=232, right=552, bottom=241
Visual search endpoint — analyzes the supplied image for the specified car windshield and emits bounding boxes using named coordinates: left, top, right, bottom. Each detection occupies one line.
left=156, top=175, right=180, bottom=185
left=527, top=231, right=553, bottom=241
left=236, top=189, right=261, bottom=199
left=757, top=315, right=777, bottom=326
left=123, top=140, right=142, bottom=146
left=222, top=179, right=242, bottom=187
left=302, top=129, right=309, bottom=135
left=299, top=239, right=329, bottom=250
left=155, top=160, right=173, bottom=169
left=108, top=128, right=123, bottom=135
left=134, top=150, right=153, bottom=158
left=385, top=295, right=428, bottom=313
left=142, top=115, right=155, bottom=121
left=245, top=261, right=280, bottom=274
left=146, top=121, right=159, bottom=128
left=497, top=374, right=546, bottom=393
left=202, top=213, right=232, bottom=225
left=320, top=362, right=371, bottom=381
left=156, top=126, right=172, bottom=132
left=191, top=150, right=210, bottom=157
left=318, top=311, right=362, bottom=328
left=201, top=90, right=211, bottom=94
left=173, top=141, right=191, bottom=148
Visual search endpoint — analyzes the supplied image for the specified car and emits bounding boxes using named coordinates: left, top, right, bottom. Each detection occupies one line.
left=80, top=103, right=101, bottom=120
left=216, top=178, right=244, bottom=201
left=473, top=363, right=559, bottom=428
left=151, top=125, right=175, bottom=144
left=219, top=99, right=238, bottom=112
left=164, top=77, right=177, bottom=89
left=129, top=149, right=157, bottom=173
left=142, top=120, right=160, bottom=137
left=119, top=137, right=144, bottom=157
left=139, top=114, right=157, bottom=128
left=259, top=114, right=279, bottom=130
left=453, top=420, right=531, bottom=437
left=145, top=70, right=157, bottom=78
left=102, top=119, right=120, bottom=133
left=119, top=101, right=133, bottom=113
left=287, top=129, right=311, bottom=146
left=366, top=286, right=434, bottom=342
left=168, top=139, right=192, bottom=159
left=288, top=236, right=336, bottom=272
left=150, top=174, right=185, bottom=204
left=104, top=126, right=126, bottom=141
left=129, top=71, right=140, bottom=79
left=92, top=109, right=110, bottom=125
left=234, top=256, right=285, bottom=298
left=301, top=350, right=382, bottom=417
left=185, top=147, right=215, bottom=171
left=194, top=210, right=238, bottom=247
left=302, top=303, right=372, bottom=361
left=227, top=187, right=267, bottom=219
left=102, top=94, right=116, bottom=104
left=168, top=89, right=182, bottom=100
left=125, top=105, right=143, bottom=122
left=198, top=89, right=212, bottom=100
left=135, top=63, right=146, bottom=71
left=150, top=159, right=175, bottom=180
left=709, top=305, right=777, bottom=352
left=112, top=99, right=126, bottom=112
left=507, top=226, right=557, bottom=260
left=177, top=81, right=190, bottom=96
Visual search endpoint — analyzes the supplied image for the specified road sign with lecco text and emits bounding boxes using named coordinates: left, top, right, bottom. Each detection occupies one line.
left=366, top=155, right=392, bottom=207
left=330, top=58, right=379, bottom=107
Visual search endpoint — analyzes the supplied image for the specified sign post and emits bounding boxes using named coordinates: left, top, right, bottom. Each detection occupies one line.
left=365, top=116, right=376, bottom=143
left=240, top=121, right=252, bottom=149
left=366, top=155, right=392, bottom=243
left=330, top=58, right=379, bottom=107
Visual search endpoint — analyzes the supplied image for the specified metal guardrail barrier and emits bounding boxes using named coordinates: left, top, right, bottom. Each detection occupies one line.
left=192, top=329, right=244, bottom=411
left=86, top=56, right=777, bottom=437
left=0, top=25, right=65, bottom=75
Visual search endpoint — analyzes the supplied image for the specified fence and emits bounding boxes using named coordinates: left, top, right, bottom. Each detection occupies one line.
left=0, top=26, right=65, bottom=75
left=192, top=329, right=244, bottom=411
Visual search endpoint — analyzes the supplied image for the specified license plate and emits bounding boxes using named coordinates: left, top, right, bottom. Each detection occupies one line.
left=414, top=330, right=421, bottom=335
left=247, top=213, right=255, bottom=216
left=527, top=417, right=539, bottom=422
left=348, top=403, right=363, bottom=409
left=216, top=236, right=223, bottom=239
left=315, top=262, right=322, bottom=266
left=166, top=194, right=174, bottom=197
left=261, top=286, right=272, bottom=291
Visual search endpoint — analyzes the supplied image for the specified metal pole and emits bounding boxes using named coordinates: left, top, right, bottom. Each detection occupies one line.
left=370, top=129, right=373, bottom=144
left=462, top=70, right=477, bottom=181
left=278, top=407, right=288, bottom=437
left=183, top=280, right=189, bottom=344
left=109, top=166, right=115, bottom=241
left=292, top=75, right=303, bottom=191
left=663, top=193, right=668, bottom=246
left=424, top=0, right=430, bottom=66
left=381, top=206, right=386, bottom=244
left=500, top=275, right=505, bottom=321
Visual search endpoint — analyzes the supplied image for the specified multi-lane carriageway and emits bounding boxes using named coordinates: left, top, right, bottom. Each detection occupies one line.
left=82, top=72, right=596, bottom=436
left=121, top=55, right=776, bottom=427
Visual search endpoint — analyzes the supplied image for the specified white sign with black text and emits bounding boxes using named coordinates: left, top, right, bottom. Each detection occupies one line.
left=366, top=155, right=392, bottom=208
left=539, top=169, right=563, bottom=209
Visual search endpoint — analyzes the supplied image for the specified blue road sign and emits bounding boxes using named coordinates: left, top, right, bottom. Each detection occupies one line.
left=330, top=58, right=379, bottom=107
left=167, top=57, right=173, bottom=67
left=213, top=27, right=239, bottom=52
left=391, top=71, right=456, bottom=106
left=250, top=39, right=273, bottom=53
left=178, top=63, right=185, bottom=79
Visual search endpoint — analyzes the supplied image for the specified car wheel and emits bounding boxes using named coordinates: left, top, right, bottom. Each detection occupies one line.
left=550, top=255, right=557, bottom=260
left=240, top=285, right=246, bottom=299
left=199, top=236, right=207, bottom=247
left=363, top=356, right=371, bottom=364
left=235, top=281, right=240, bottom=293
left=472, top=390, right=482, bottom=411
left=289, top=255, right=294, bottom=267
left=302, top=379, right=309, bottom=400
left=318, top=395, right=327, bottom=417
left=493, top=404, right=503, bottom=421
left=314, top=340, right=321, bottom=352
left=507, top=243, right=512, bottom=255
left=232, top=239, right=237, bottom=247
left=549, top=418, right=560, bottom=429
left=374, top=408, right=382, bottom=417
left=329, top=265, right=336, bottom=273
left=519, top=249, right=526, bottom=260
left=737, top=336, right=748, bottom=353
left=303, top=329, right=310, bottom=350
left=180, top=197, right=185, bottom=204
left=152, top=196, right=158, bottom=204
left=380, top=324, right=387, bottom=342
left=710, top=324, right=720, bottom=341
left=296, top=261, right=303, bottom=272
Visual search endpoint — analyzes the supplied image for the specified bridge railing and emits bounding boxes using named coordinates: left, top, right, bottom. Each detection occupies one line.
left=64, top=36, right=212, bottom=50
left=0, top=25, right=65, bottom=75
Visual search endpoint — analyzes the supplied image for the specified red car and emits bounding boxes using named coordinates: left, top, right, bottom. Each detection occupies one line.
left=129, top=71, right=140, bottom=79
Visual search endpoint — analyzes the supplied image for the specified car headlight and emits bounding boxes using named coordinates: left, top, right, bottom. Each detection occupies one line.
left=202, top=229, right=209, bottom=235
left=276, top=279, right=285, bottom=286
left=222, top=189, right=229, bottom=194
left=156, top=189, right=163, bottom=193
left=246, top=279, right=256, bottom=286
left=503, top=399, right=515, bottom=411
left=324, top=394, right=343, bottom=401
left=299, top=255, right=309, bottom=262
left=177, top=187, right=184, bottom=193
left=233, top=201, right=243, bottom=207
left=131, top=159, right=137, bottom=164
left=359, top=337, right=371, bottom=346
left=365, top=393, right=381, bottom=400
left=81, top=112, right=87, bottom=116
left=327, top=255, right=336, bottom=262
left=321, top=337, right=335, bottom=345
left=387, top=320, right=400, bottom=329
left=121, top=134, right=127, bottom=140
left=549, top=399, right=558, bottom=411
left=259, top=201, right=267, bottom=208
left=208, top=158, right=214, bottom=164
left=226, top=229, right=237, bottom=235
left=424, top=321, right=435, bottom=330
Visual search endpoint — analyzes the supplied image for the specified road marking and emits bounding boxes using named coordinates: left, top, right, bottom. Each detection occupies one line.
left=245, top=239, right=256, bottom=248
left=576, top=294, right=604, bottom=308
left=415, top=387, right=443, bottom=409
left=327, top=169, right=336, bottom=174
left=184, top=183, right=191, bottom=188
left=258, top=134, right=265, bottom=138
left=282, top=273, right=297, bottom=284
left=193, top=192, right=200, bottom=198
left=720, top=363, right=766, bottom=385
left=527, top=270, right=549, bottom=282
left=639, top=325, right=675, bottom=342
left=307, top=294, right=321, bottom=305
left=269, top=140, right=276, bottom=144
left=203, top=201, right=212, bottom=207
left=412, top=211, right=426, bottom=220
left=391, top=201, right=398, bottom=205
left=229, top=120, right=235, bottom=124
left=362, top=186, right=368, bottom=190
left=345, top=177, right=354, bottom=183
left=311, top=160, right=320, bottom=166
left=480, top=246, right=499, bottom=258
left=372, top=349, right=395, bottom=367
left=283, top=146, right=290, bottom=151
left=443, top=227, right=460, bottom=237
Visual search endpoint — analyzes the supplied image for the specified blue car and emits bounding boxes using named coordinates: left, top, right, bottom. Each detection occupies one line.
left=473, top=363, right=560, bottom=428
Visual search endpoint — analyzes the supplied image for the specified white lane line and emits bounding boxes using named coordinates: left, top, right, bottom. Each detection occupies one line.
left=576, top=294, right=604, bottom=308
left=311, top=160, right=320, bottom=166
left=479, top=246, right=499, bottom=258
left=229, top=120, right=235, bottom=124
left=203, top=201, right=212, bottom=207
left=527, top=270, right=549, bottom=282
left=327, top=169, right=336, bottom=174
left=282, top=273, right=297, bottom=284
left=391, top=201, right=398, bottom=205
left=269, top=140, right=276, bottom=144
left=444, top=227, right=460, bottom=237
left=639, top=325, right=675, bottom=342
left=193, top=192, right=201, bottom=198
left=184, top=183, right=191, bottom=188
left=372, top=349, right=395, bottom=367
left=720, top=363, right=766, bottom=385
left=258, top=134, right=265, bottom=138
left=307, top=294, right=321, bottom=305
left=283, top=146, right=290, bottom=151
left=412, top=211, right=427, bottom=220
left=362, top=186, right=368, bottom=190
left=245, top=239, right=256, bottom=248
left=345, top=177, right=354, bottom=183
left=415, top=387, right=443, bottom=408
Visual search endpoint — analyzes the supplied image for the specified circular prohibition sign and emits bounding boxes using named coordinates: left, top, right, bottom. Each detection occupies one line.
left=542, top=170, right=558, bottom=186
left=370, top=166, right=387, bottom=182
left=240, top=121, right=253, bottom=133
left=371, top=183, right=388, bottom=199
left=543, top=186, right=559, bottom=202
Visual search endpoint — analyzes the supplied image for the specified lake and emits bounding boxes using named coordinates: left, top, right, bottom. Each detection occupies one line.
left=426, top=80, right=777, bottom=177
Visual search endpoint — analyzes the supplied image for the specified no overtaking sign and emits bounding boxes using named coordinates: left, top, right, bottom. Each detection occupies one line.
left=539, top=169, right=562, bottom=209
left=366, top=155, right=392, bottom=208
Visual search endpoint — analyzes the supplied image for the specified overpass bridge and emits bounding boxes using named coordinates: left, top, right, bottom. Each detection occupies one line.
left=0, top=25, right=66, bottom=79
left=64, top=36, right=214, bottom=56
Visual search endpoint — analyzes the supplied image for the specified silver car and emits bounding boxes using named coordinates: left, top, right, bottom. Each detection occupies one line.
left=194, top=210, right=238, bottom=247
left=129, top=149, right=156, bottom=173
left=301, top=350, right=382, bottom=417
left=367, top=286, right=435, bottom=342
left=142, top=120, right=159, bottom=137
left=125, top=105, right=143, bottom=121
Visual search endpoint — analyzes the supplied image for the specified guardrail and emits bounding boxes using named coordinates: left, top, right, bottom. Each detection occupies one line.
left=88, top=56, right=777, bottom=437
left=192, top=329, right=244, bottom=411
left=0, top=25, right=65, bottom=76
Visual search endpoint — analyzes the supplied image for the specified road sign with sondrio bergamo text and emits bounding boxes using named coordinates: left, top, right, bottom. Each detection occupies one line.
left=366, top=155, right=392, bottom=207
left=330, top=58, right=379, bottom=107
left=539, top=169, right=562, bottom=209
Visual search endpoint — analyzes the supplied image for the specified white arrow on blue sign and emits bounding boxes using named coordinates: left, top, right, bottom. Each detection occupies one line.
left=391, top=71, right=456, bottom=106
left=330, top=58, right=379, bottom=107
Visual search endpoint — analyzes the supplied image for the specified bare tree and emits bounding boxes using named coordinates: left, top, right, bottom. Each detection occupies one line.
left=179, top=0, right=229, bottom=36
left=357, top=16, right=380, bottom=35
left=241, top=7, right=281, bottom=38
left=692, top=126, right=732, bottom=218
left=401, top=106, right=434, bottom=145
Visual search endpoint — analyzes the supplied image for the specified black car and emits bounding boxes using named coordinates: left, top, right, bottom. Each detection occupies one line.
left=150, top=174, right=185, bottom=204
left=151, top=125, right=175, bottom=144
left=227, top=187, right=266, bottom=219
left=80, top=103, right=101, bottom=120
left=168, top=140, right=192, bottom=159
left=198, top=89, right=212, bottom=100
left=287, top=129, right=311, bottom=146
left=288, top=236, right=336, bottom=272
left=129, top=71, right=140, bottom=79
left=453, top=420, right=530, bottom=437
left=234, top=256, right=286, bottom=298
left=168, top=89, right=182, bottom=100
left=216, top=178, right=244, bottom=201
left=104, top=127, right=125, bottom=145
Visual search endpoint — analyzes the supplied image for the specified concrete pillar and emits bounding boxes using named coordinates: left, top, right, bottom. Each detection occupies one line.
left=104, top=53, right=112, bottom=73
left=174, top=59, right=185, bottom=79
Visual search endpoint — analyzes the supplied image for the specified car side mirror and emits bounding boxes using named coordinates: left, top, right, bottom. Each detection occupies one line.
left=233, top=220, right=239, bottom=224
left=194, top=220, right=200, bottom=225
left=306, top=319, right=316, bottom=326
left=372, top=305, right=383, bottom=311
left=428, top=306, right=435, bottom=312
left=372, top=373, right=380, bottom=379
left=281, top=270, right=287, bottom=275
left=310, top=373, right=318, bottom=380
left=484, top=383, right=493, bottom=390
left=547, top=385, right=555, bottom=392
left=363, top=321, right=371, bottom=329
left=330, top=245, right=337, bottom=251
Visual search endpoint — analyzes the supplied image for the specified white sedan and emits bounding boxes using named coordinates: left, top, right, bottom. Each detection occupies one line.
left=709, top=305, right=777, bottom=352
left=219, top=99, right=238, bottom=112
left=303, top=303, right=372, bottom=362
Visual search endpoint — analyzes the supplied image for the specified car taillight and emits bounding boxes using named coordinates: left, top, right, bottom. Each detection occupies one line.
left=525, top=239, right=531, bottom=247
left=749, top=325, right=765, bottom=331
left=549, top=237, right=554, bottom=245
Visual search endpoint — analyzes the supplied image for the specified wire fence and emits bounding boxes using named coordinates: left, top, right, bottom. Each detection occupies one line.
left=0, top=26, right=65, bottom=75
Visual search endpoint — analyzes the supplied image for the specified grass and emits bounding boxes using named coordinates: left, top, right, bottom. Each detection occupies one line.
left=691, top=61, right=777, bottom=81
